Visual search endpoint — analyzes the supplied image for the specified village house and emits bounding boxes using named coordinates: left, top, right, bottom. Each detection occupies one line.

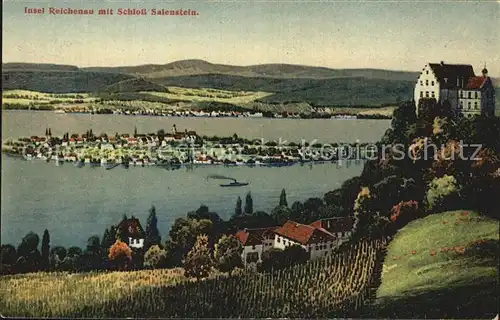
left=117, top=217, right=146, bottom=249
left=235, top=227, right=277, bottom=265
left=273, top=221, right=337, bottom=260
left=414, top=61, right=495, bottom=118
left=235, top=217, right=355, bottom=266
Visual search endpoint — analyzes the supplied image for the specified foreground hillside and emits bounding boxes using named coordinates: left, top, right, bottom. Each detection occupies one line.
left=0, top=241, right=385, bottom=318
left=0, top=269, right=185, bottom=317
left=369, top=210, right=499, bottom=318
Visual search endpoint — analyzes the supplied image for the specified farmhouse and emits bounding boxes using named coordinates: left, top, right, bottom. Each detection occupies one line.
left=116, top=217, right=145, bottom=249
left=235, top=217, right=354, bottom=266
left=235, top=227, right=277, bottom=265
left=414, top=61, right=495, bottom=118
left=273, top=221, right=337, bottom=260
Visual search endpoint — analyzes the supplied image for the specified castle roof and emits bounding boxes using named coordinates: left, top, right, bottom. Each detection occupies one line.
left=465, top=76, right=488, bottom=90
left=428, top=62, right=475, bottom=89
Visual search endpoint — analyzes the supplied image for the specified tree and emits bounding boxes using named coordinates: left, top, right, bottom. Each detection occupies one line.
left=271, top=205, right=292, bottom=225
left=352, top=187, right=389, bottom=240
left=183, top=235, right=213, bottom=279
left=16, top=231, right=41, bottom=272
left=164, top=218, right=213, bottom=267
left=244, top=192, right=253, bottom=215
left=426, top=175, right=462, bottom=212
left=1, top=244, right=16, bottom=274
left=144, top=245, right=167, bottom=269
left=213, top=235, right=243, bottom=273
left=235, top=196, right=242, bottom=217
left=83, top=235, right=102, bottom=271
left=101, top=226, right=117, bottom=261
left=279, top=189, right=288, bottom=207
left=17, top=231, right=39, bottom=257
left=281, top=244, right=309, bottom=266
left=41, top=229, right=50, bottom=270
left=108, top=240, right=132, bottom=270
left=145, top=206, right=161, bottom=249
left=49, top=246, right=67, bottom=269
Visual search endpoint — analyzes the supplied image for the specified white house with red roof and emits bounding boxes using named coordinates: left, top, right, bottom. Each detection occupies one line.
left=414, top=61, right=495, bottom=118
left=234, top=217, right=355, bottom=265
left=273, top=220, right=338, bottom=260
left=234, top=227, right=277, bottom=265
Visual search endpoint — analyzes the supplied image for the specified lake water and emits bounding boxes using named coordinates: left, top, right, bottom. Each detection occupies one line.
left=1, top=110, right=390, bottom=142
left=1, top=111, right=389, bottom=248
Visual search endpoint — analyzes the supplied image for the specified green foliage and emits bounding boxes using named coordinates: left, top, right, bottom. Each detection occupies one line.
left=164, top=218, right=213, bottom=267
left=353, top=187, right=389, bottom=240
left=235, top=196, right=242, bottom=217
left=244, top=192, right=253, bottom=215
left=279, top=189, right=288, bottom=207
left=41, top=230, right=50, bottom=270
left=271, top=205, right=292, bottom=225
left=144, top=245, right=167, bottom=269
left=213, top=235, right=243, bottom=273
left=1, top=244, right=17, bottom=274
left=145, top=206, right=161, bottom=249
left=183, top=235, right=213, bottom=279
left=426, top=175, right=462, bottom=211
left=259, top=245, right=309, bottom=272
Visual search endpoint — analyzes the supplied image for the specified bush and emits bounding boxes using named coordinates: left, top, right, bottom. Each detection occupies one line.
left=183, top=235, right=213, bottom=279
left=144, top=245, right=167, bottom=269
left=108, top=240, right=132, bottom=270
left=389, top=200, right=420, bottom=230
left=426, top=175, right=462, bottom=211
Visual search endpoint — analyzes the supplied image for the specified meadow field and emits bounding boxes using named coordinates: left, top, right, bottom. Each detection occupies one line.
left=0, top=268, right=186, bottom=317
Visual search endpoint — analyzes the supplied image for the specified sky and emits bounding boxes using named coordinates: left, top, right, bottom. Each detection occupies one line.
left=2, top=0, right=500, bottom=75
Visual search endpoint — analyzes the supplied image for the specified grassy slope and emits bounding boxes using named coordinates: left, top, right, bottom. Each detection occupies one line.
left=0, top=268, right=185, bottom=317
left=370, top=210, right=499, bottom=318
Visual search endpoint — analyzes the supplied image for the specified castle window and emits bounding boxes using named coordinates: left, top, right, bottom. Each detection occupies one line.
left=426, top=71, right=429, bottom=75
left=468, top=102, right=471, bottom=109
left=420, top=81, right=423, bottom=86
left=460, top=91, right=463, bottom=98
left=475, top=92, right=478, bottom=99
left=468, top=92, right=472, bottom=98
left=426, top=80, right=429, bottom=86
left=474, top=102, right=478, bottom=109
left=431, top=91, right=435, bottom=98
left=420, top=92, right=423, bottom=98
left=277, top=237, right=281, bottom=243
left=460, top=101, right=463, bottom=109
left=252, top=245, right=256, bottom=250
left=425, top=91, right=429, bottom=98
left=431, top=81, right=435, bottom=86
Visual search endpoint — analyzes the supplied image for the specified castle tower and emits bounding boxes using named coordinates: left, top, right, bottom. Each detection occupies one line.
left=482, top=63, right=488, bottom=78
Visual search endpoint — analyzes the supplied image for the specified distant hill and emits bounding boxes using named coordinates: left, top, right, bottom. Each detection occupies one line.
left=2, top=70, right=134, bottom=93
left=155, top=74, right=414, bottom=106
left=3, top=63, right=80, bottom=72
left=83, top=59, right=419, bottom=81
left=2, top=61, right=418, bottom=106
left=101, top=78, right=169, bottom=93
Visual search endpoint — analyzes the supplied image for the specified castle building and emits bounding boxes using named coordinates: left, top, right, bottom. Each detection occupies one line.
left=414, top=61, right=495, bottom=118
